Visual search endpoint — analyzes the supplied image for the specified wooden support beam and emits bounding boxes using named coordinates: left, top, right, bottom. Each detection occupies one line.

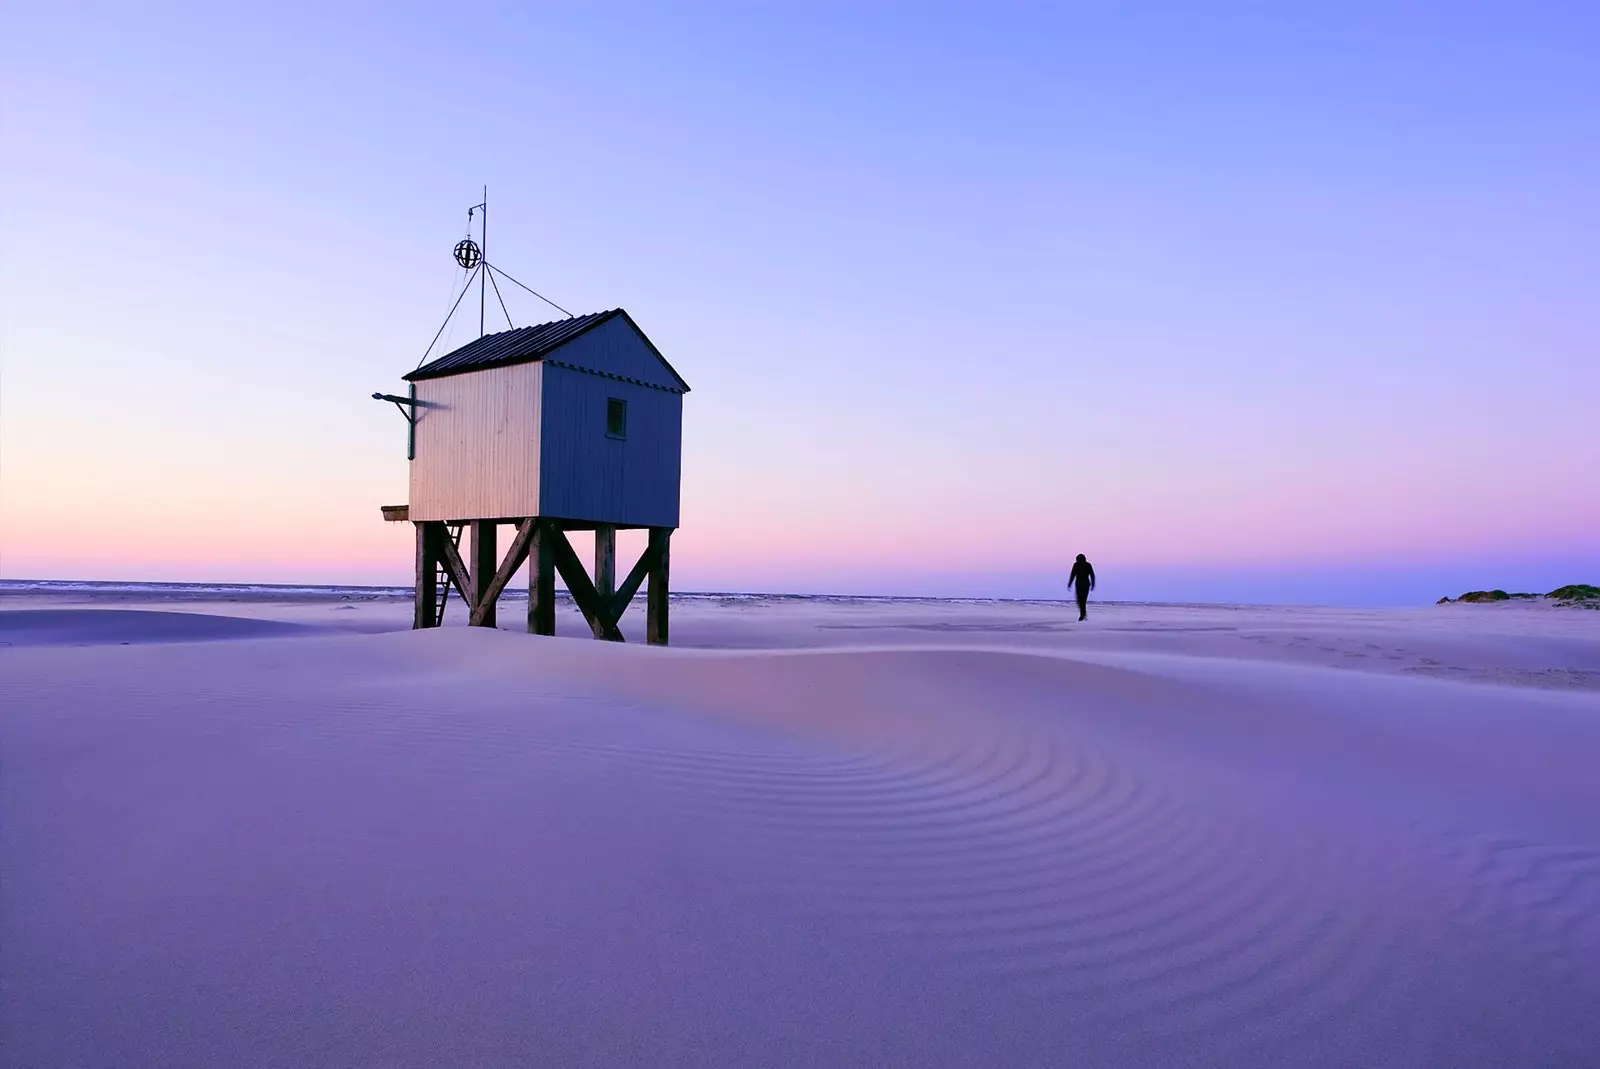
left=647, top=527, right=672, bottom=646
left=469, top=521, right=499, bottom=628
left=610, top=543, right=655, bottom=623
left=594, top=525, right=616, bottom=601
left=550, top=527, right=625, bottom=641
left=528, top=520, right=556, bottom=636
left=413, top=522, right=437, bottom=629
left=471, top=518, right=537, bottom=627
left=435, top=527, right=472, bottom=611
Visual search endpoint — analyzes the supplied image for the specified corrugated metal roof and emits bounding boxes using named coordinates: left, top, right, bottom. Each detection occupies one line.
left=405, top=310, right=620, bottom=382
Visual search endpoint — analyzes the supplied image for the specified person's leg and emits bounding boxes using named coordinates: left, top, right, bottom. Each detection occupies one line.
left=1076, top=586, right=1088, bottom=621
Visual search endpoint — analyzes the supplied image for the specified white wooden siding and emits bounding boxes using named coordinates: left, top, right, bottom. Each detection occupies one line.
left=538, top=365, right=682, bottom=528
left=409, top=362, right=542, bottom=521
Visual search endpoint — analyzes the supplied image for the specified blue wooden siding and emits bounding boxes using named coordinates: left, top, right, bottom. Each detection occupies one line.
left=543, top=314, right=687, bottom=392
left=538, top=364, right=682, bottom=528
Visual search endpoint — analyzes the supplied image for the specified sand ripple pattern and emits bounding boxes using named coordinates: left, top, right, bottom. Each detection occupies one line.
left=35, top=643, right=1598, bottom=1062
left=538, top=650, right=1600, bottom=1064
left=1424, top=831, right=1600, bottom=985
left=9, top=632, right=1600, bottom=1067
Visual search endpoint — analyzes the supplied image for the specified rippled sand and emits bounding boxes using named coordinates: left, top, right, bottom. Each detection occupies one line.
left=3, top=601, right=1598, bottom=1066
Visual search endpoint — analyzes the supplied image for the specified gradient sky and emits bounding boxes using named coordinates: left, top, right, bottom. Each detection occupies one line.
left=3, top=2, right=1596, bottom=604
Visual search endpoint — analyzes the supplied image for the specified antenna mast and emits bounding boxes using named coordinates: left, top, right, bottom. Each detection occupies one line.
left=417, top=187, right=575, bottom=367
left=479, top=185, right=487, bottom=337
left=463, top=188, right=489, bottom=339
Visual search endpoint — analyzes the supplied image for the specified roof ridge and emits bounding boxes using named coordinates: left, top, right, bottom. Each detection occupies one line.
left=404, top=308, right=629, bottom=384
left=484, top=309, right=608, bottom=338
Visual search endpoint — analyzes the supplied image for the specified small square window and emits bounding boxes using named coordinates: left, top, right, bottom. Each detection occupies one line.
left=606, top=397, right=628, bottom=439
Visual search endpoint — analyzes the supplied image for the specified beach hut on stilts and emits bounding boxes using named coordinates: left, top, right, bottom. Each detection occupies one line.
left=374, top=192, right=690, bottom=643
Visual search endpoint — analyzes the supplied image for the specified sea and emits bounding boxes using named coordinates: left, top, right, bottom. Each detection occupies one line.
left=0, top=579, right=1063, bottom=607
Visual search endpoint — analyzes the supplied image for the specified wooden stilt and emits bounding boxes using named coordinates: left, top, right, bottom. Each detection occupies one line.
left=647, top=527, right=672, bottom=646
left=528, top=519, right=556, bottom=636
left=413, top=522, right=437, bottom=629
left=594, top=525, right=616, bottom=601
left=469, top=520, right=498, bottom=628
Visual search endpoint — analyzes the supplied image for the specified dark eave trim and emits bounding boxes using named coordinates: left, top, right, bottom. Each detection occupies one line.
left=543, top=359, right=686, bottom=394
left=610, top=309, right=693, bottom=394
left=402, top=308, right=691, bottom=394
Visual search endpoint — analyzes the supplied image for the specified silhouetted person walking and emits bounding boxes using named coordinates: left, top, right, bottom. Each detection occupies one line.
left=1069, top=554, right=1095, bottom=621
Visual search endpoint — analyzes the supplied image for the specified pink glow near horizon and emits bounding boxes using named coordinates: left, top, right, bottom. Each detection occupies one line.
left=4, top=464, right=1594, bottom=590
left=2, top=6, right=1596, bottom=600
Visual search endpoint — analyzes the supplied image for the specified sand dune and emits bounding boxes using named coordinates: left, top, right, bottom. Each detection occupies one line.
left=0, top=607, right=321, bottom=646
left=3, top=604, right=1598, bottom=1066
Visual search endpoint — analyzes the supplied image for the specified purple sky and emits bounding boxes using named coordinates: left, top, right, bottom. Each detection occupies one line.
left=2, top=3, right=1596, bottom=604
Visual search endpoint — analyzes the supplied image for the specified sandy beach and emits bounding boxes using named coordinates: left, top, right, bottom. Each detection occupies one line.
left=3, top=593, right=1599, bottom=1066
left=10, top=1, right=1597, bottom=1064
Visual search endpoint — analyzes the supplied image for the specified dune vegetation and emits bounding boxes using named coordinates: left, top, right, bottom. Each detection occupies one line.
left=1439, top=584, right=1599, bottom=605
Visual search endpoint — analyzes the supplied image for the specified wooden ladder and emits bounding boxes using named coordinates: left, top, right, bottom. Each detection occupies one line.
left=435, top=523, right=464, bottom=623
